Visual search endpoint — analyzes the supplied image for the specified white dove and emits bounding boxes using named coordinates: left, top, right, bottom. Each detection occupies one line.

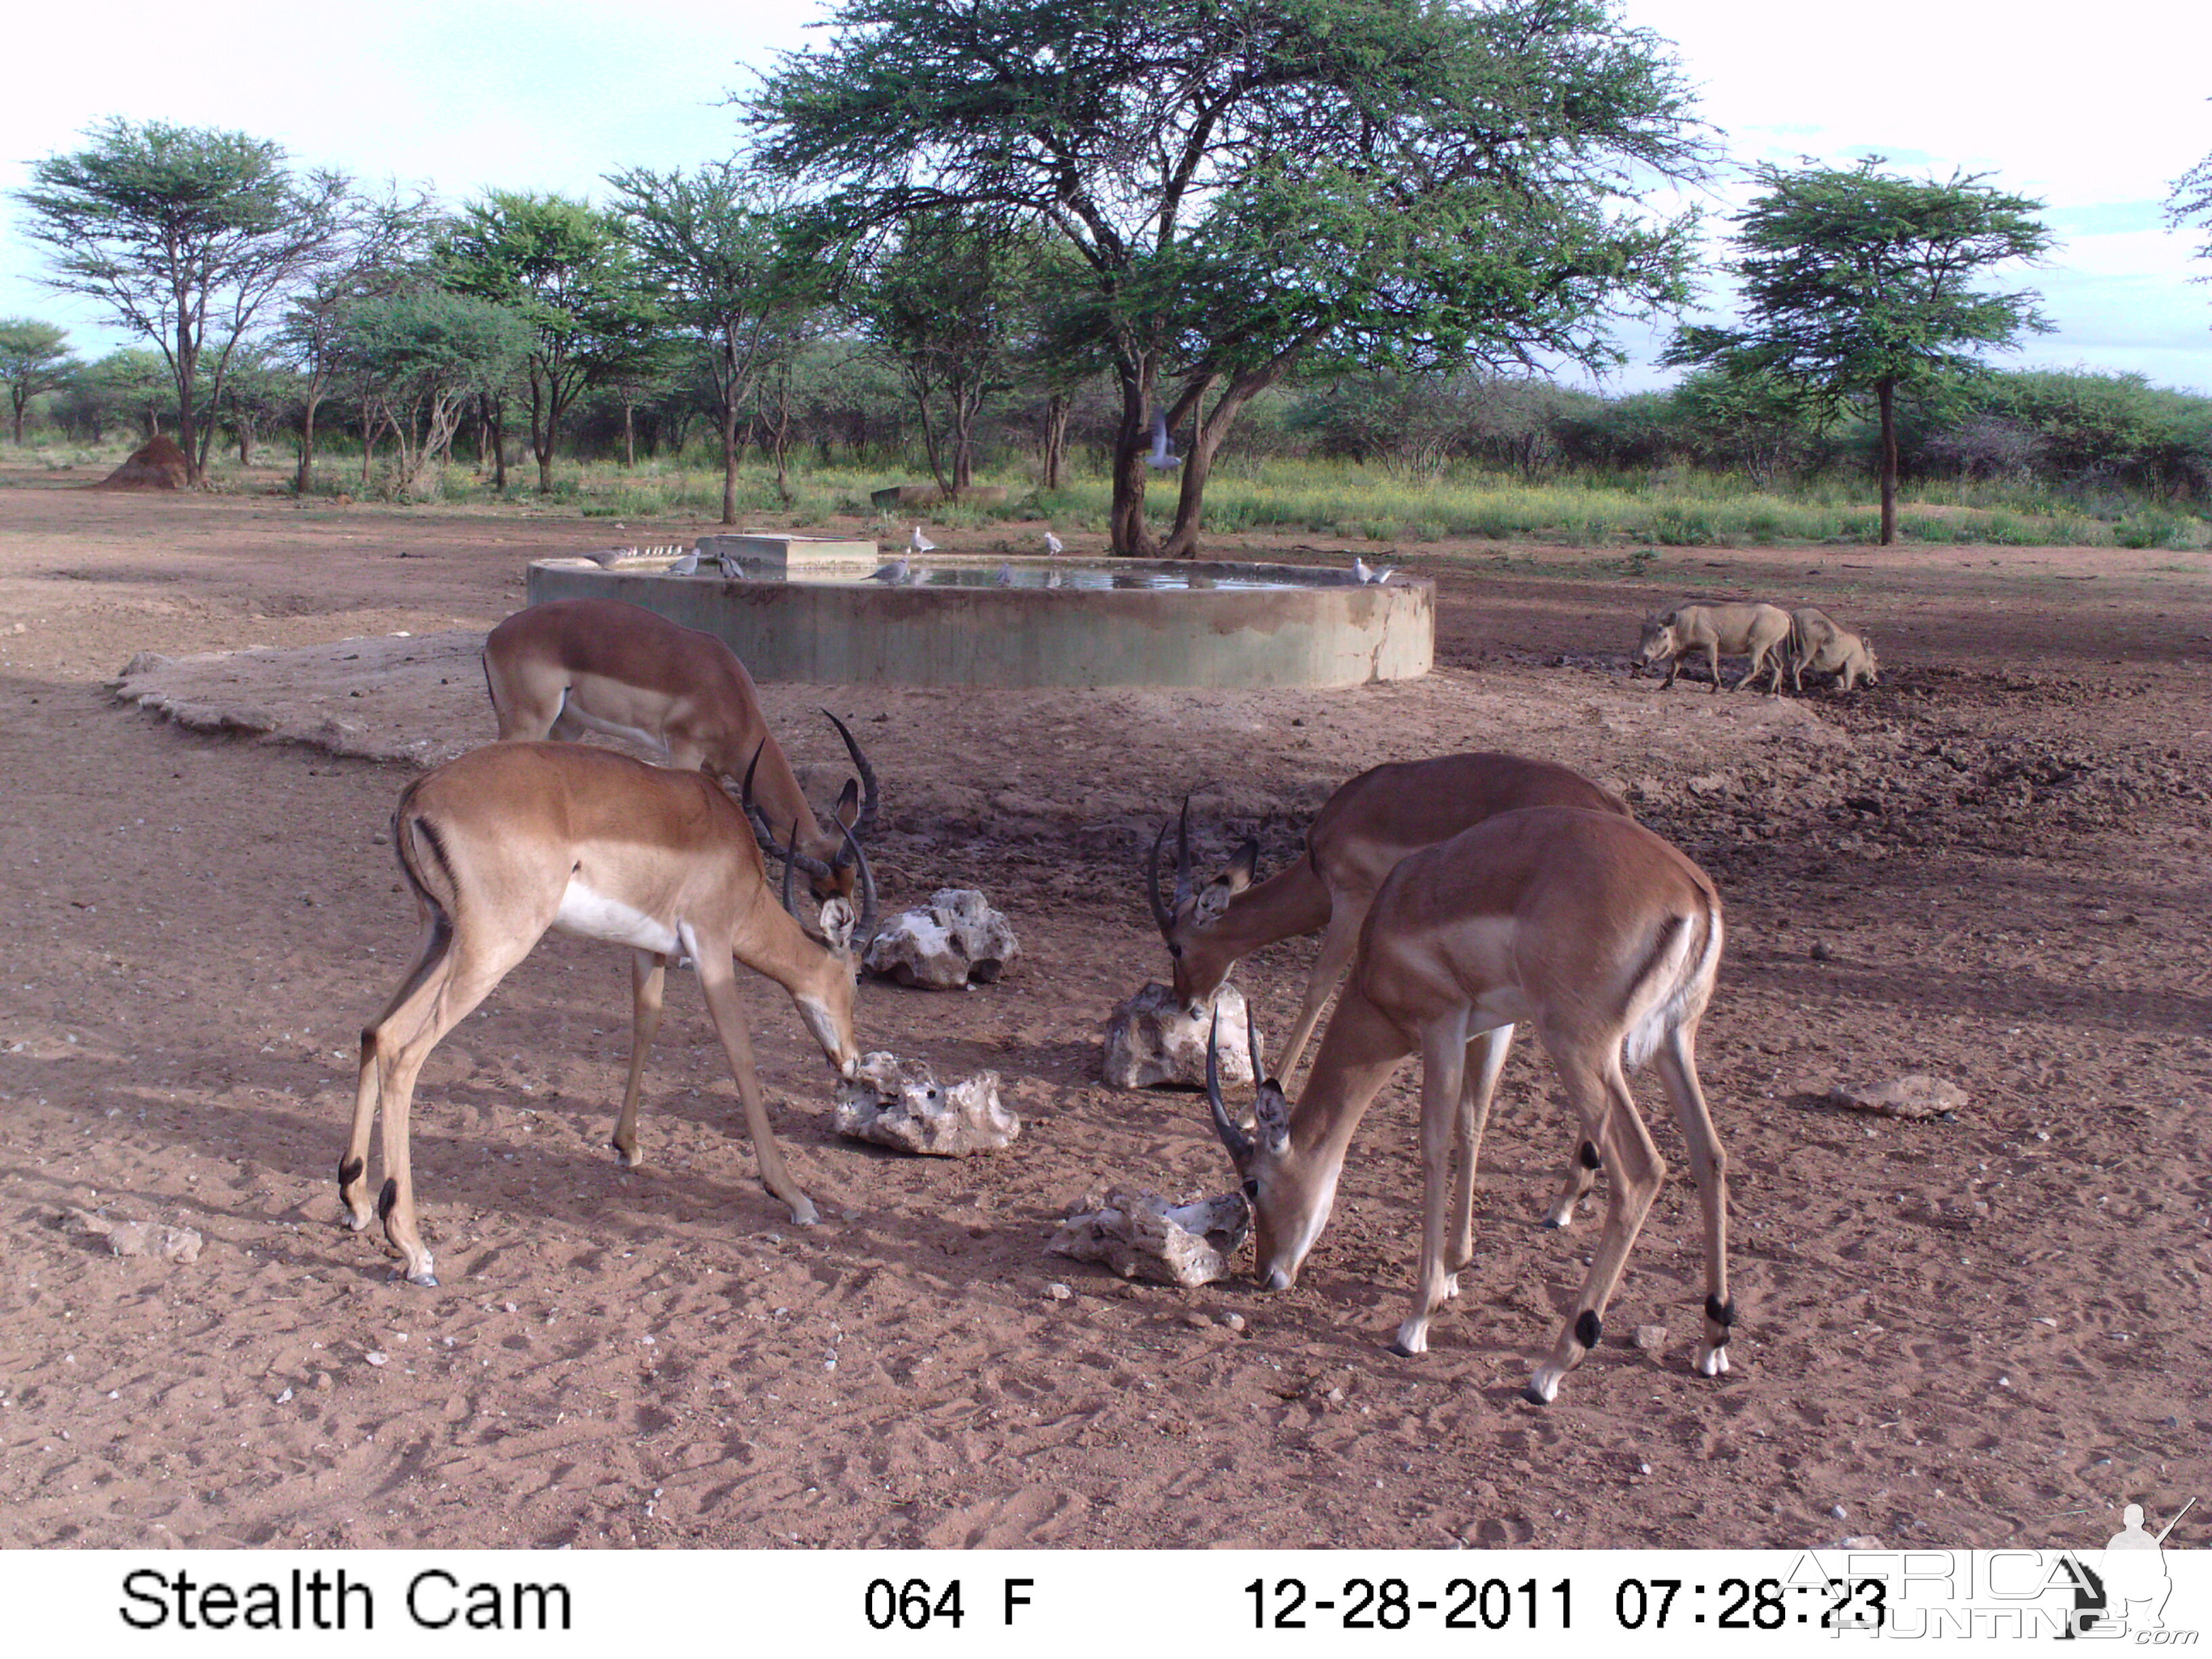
left=1044, top=530, right=1064, bottom=556
left=1147, top=409, right=1181, bottom=470
left=909, top=525, right=937, bottom=554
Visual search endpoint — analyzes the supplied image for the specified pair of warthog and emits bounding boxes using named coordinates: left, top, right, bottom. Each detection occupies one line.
left=1637, top=600, right=1880, bottom=694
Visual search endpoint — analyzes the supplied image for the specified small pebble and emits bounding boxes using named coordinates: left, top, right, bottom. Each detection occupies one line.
left=1045, top=1282, right=1072, bottom=1301
left=364, top=1351, right=388, bottom=1367
left=1832, top=1504, right=1848, bottom=1520
left=312, top=1372, right=333, bottom=1391
left=1183, top=1311, right=1214, bottom=1331
left=1222, top=1313, right=1246, bottom=1332
left=1639, top=1461, right=1653, bottom=1475
left=1634, top=1324, right=1668, bottom=1353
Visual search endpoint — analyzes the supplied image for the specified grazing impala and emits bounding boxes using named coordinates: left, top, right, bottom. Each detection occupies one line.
left=482, top=597, right=879, bottom=899
left=341, top=740, right=877, bottom=1287
left=1206, top=806, right=1732, bottom=1404
left=1150, top=753, right=1632, bottom=1229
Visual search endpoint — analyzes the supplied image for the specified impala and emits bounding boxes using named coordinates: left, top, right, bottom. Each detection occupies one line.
left=340, top=739, right=877, bottom=1286
left=1150, top=752, right=1632, bottom=1229
left=1206, top=806, right=1732, bottom=1404
left=482, top=596, right=879, bottom=899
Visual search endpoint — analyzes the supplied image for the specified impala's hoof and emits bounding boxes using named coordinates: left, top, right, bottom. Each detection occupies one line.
left=787, top=1196, right=821, bottom=1228
left=398, top=1268, right=438, bottom=1288
left=1695, top=1344, right=1731, bottom=1377
left=1525, top=1368, right=1563, bottom=1405
left=1520, top=1383, right=1552, bottom=1406
left=344, top=1212, right=370, bottom=1233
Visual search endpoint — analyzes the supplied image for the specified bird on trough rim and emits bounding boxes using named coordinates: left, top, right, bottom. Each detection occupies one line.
left=667, top=548, right=700, bottom=575
left=716, top=552, right=746, bottom=580
left=1147, top=409, right=1181, bottom=470
left=909, top=524, right=937, bottom=555
left=1044, top=530, right=1064, bottom=556
left=994, top=562, right=1013, bottom=586
left=1352, top=556, right=1394, bottom=585
left=867, top=554, right=912, bottom=583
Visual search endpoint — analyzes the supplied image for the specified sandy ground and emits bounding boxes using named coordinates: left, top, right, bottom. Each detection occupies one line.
left=1, top=470, right=2208, bottom=1552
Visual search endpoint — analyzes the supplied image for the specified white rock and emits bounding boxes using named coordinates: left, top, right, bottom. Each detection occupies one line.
left=1049, top=1188, right=1252, bottom=1288
left=1828, top=1075, right=1967, bottom=1120
left=834, top=1052, right=1019, bottom=1156
left=1102, top=981, right=1255, bottom=1090
left=863, top=889, right=1020, bottom=990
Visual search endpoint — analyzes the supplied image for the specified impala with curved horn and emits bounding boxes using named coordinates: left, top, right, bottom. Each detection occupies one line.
left=482, top=597, right=880, bottom=901
left=1204, top=806, right=1732, bottom=1404
left=1151, top=753, right=1632, bottom=1228
left=341, top=739, right=878, bottom=1286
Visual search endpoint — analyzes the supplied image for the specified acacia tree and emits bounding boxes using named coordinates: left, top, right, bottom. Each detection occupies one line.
left=14, top=119, right=351, bottom=483
left=604, top=165, right=830, bottom=521
left=0, top=319, right=81, bottom=444
left=1666, top=158, right=2053, bottom=545
left=2171, top=142, right=2212, bottom=276
left=856, top=212, right=1044, bottom=495
left=438, top=192, right=657, bottom=492
left=276, top=184, right=438, bottom=492
left=335, top=288, right=533, bottom=497
left=752, top=0, right=1708, bottom=554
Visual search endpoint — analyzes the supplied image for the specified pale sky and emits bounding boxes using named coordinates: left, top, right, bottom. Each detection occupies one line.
left=3, top=0, right=2207, bottom=396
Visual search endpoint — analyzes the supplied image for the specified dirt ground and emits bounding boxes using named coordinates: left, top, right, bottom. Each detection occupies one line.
left=1, top=470, right=2207, bottom=1553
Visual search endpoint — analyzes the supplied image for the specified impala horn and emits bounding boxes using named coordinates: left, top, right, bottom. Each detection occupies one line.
left=1206, top=1008, right=1254, bottom=1164
left=837, top=818, right=879, bottom=957
left=821, top=709, right=880, bottom=851
left=781, top=816, right=800, bottom=918
left=743, top=740, right=833, bottom=880
left=1145, top=820, right=1176, bottom=939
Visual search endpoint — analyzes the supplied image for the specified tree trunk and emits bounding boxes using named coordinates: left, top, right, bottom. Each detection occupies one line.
left=720, top=399, right=740, bottom=526
left=1040, top=394, right=1069, bottom=491
left=176, top=322, right=202, bottom=487
left=1107, top=356, right=1159, bottom=556
left=622, top=400, right=636, bottom=469
left=9, top=394, right=24, bottom=445
left=1877, top=376, right=1898, bottom=547
left=295, top=382, right=324, bottom=494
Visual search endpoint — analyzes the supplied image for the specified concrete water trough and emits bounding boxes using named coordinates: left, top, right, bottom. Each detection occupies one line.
left=525, top=536, right=1433, bottom=689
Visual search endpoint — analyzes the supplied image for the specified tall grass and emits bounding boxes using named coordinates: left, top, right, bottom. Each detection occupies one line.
left=24, top=433, right=2203, bottom=549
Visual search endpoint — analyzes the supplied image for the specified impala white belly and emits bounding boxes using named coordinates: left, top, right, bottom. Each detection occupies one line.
left=552, top=880, right=681, bottom=954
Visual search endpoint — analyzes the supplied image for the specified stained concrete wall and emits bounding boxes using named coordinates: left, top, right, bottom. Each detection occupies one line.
left=523, top=560, right=1433, bottom=688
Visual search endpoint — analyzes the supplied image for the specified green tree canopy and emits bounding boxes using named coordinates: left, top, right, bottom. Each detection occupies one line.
left=1666, top=157, right=2053, bottom=544
left=335, top=287, right=535, bottom=496
left=438, top=191, right=659, bottom=492
left=0, top=319, right=82, bottom=445
left=13, top=119, right=352, bottom=482
left=605, top=164, right=832, bottom=520
left=751, top=0, right=1711, bottom=554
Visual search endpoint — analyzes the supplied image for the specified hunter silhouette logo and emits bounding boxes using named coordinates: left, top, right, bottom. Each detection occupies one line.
left=2060, top=1496, right=2196, bottom=1639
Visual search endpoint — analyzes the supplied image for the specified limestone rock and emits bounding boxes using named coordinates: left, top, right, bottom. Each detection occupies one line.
left=863, top=888, right=1020, bottom=990
left=63, top=1208, right=203, bottom=1263
left=1048, top=1189, right=1251, bottom=1288
left=1828, top=1074, right=1967, bottom=1120
left=1102, top=981, right=1253, bottom=1090
left=834, top=1052, right=1019, bottom=1156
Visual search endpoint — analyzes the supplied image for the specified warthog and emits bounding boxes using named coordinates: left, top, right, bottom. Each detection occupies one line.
left=1637, top=600, right=1792, bottom=692
left=1787, top=607, right=1880, bottom=693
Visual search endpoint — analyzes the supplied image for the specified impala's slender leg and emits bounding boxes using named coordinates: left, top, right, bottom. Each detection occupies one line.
left=1526, top=1044, right=1666, bottom=1404
left=1390, top=1017, right=1470, bottom=1357
left=693, top=951, right=819, bottom=1227
left=1654, top=1023, right=1734, bottom=1376
left=1275, top=899, right=1369, bottom=1080
left=357, top=929, right=538, bottom=1286
left=1542, top=1128, right=1605, bottom=1231
left=1706, top=640, right=1723, bottom=692
left=343, top=908, right=445, bottom=1231
left=1447, top=1022, right=1514, bottom=1278
left=611, top=949, right=669, bottom=1168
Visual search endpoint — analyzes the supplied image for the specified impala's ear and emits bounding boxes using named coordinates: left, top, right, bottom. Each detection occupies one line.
left=818, top=896, right=857, bottom=955
left=1224, top=837, right=1260, bottom=890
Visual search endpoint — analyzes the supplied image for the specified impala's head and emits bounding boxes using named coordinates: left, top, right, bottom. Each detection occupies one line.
left=741, top=712, right=880, bottom=903
left=1145, top=798, right=1260, bottom=1016
left=1205, top=1006, right=1336, bottom=1292
left=781, top=819, right=879, bottom=1081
